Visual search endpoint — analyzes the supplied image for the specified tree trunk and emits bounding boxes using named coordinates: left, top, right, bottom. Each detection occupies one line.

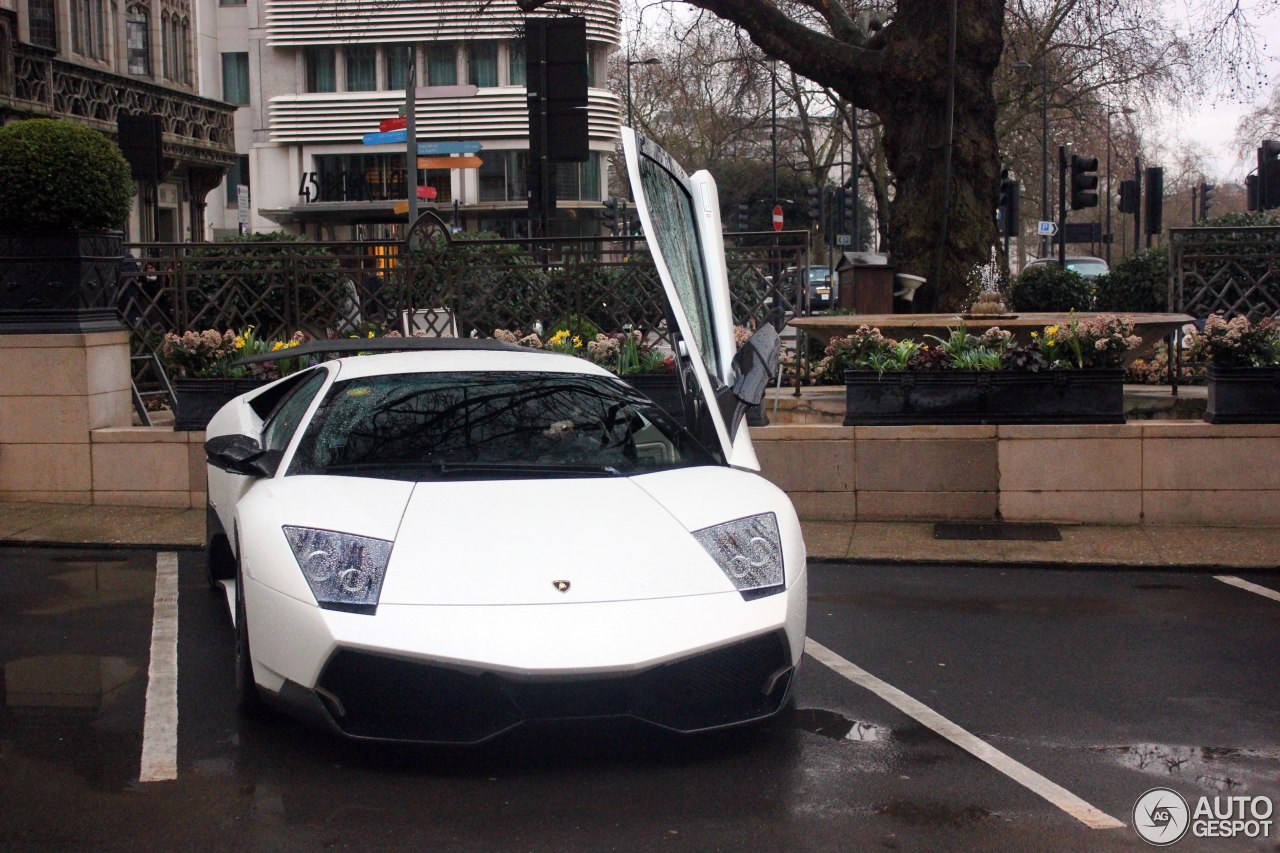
left=871, top=0, right=1004, bottom=311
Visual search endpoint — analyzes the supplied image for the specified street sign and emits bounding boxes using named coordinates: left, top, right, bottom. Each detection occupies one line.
left=836, top=234, right=852, bottom=247
left=1037, top=220, right=1058, bottom=237
left=417, top=141, right=483, bottom=155
left=378, top=116, right=407, bottom=132
left=363, top=129, right=407, bottom=146
left=417, top=155, right=483, bottom=170
left=416, top=186, right=437, bottom=200
left=772, top=204, right=784, bottom=232
left=236, top=185, right=249, bottom=235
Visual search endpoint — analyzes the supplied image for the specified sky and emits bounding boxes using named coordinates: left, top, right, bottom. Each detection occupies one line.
left=1133, top=1, right=1278, bottom=184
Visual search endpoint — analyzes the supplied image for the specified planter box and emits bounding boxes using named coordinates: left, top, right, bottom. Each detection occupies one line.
left=843, top=369, right=1125, bottom=426
left=0, top=230, right=125, bottom=334
left=173, top=378, right=269, bottom=431
left=1205, top=365, right=1280, bottom=424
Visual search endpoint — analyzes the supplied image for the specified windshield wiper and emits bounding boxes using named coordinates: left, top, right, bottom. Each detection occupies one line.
left=322, top=460, right=623, bottom=478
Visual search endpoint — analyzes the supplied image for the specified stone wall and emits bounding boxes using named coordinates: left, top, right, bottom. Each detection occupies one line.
left=753, top=423, right=1280, bottom=526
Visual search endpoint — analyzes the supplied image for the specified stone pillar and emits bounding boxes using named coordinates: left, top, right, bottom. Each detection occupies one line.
left=0, top=331, right=132, bottom=503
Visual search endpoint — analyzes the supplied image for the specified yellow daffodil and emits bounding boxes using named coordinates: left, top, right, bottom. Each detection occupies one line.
left=572, top=335, right=583, bottom=348
left=271, top=341, right=285, bottom=352
left=1030, top=332, right=1039, bottom=339
left=1046, top=325, right=1059, bottom=336
left=367, top=331, right=375, bottom=338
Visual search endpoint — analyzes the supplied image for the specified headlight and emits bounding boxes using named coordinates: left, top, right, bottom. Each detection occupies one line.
left=692, top=513, right=785, bottom=599
left=282, top=526, right=393, bottom=613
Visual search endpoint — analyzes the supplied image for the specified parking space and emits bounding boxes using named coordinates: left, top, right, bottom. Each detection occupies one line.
left=2, top=547, right=1278, bottom=850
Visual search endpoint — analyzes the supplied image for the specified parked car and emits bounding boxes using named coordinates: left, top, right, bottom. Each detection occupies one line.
left=201, top=130, right=807, bottom=745
left=778, top=265, right=836, bottom=312
left=1022, top=256, right=1109, bottom=281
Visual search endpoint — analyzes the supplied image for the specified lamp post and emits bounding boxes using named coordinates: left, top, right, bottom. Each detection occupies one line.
left=1013, top=58, right=1049, bottom=257
left=1105, top=106, right=1134, bottom=266
left=625, top=56, right=660, bottom=128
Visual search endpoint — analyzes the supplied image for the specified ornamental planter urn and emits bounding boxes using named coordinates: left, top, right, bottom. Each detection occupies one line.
left=843, top=369, right=1126, bottom=426
left=1204, top=365, right=1280, bottom=424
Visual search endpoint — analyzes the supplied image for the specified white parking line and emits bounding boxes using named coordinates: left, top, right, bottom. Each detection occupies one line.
left=804, top=638, right=1125, bottom=830
left=1214, top=575, right=1280, bottom=603
left=139, top=551, right=179, bottom=782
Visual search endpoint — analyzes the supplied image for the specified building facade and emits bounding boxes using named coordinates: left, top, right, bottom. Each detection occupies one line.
left=204, top=0, right=621, bottom=240
left=0, top=0, right=237, bottom=240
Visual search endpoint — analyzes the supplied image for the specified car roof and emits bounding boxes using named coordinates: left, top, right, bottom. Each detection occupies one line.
left=1027, top=256, right=1106, bottom=265
left=321, top=347, right=618, bottom=381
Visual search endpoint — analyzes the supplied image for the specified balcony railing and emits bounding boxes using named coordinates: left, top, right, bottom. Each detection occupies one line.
left=3, top=43, right=236, bottom=169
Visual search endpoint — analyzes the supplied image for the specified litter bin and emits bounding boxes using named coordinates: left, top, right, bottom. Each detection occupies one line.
left=834, top=252, right=895, bottom=313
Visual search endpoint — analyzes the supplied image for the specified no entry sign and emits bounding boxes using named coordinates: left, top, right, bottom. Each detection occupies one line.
left=772, top=205, right=784, bottom=232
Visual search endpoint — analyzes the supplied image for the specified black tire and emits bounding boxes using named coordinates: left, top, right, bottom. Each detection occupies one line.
left=234, top=559, right=266, bottom=715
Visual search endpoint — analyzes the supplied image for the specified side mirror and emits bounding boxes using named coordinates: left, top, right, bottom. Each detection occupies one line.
left=204, top=434, right=281, bottom=478
left=731, top=324, right=781, bottom=407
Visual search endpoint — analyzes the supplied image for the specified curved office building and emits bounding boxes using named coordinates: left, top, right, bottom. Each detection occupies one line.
left=205, top=0, right=621, bottom=239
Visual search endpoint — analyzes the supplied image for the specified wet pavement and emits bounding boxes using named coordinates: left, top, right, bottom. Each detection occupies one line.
left=2, top=546, right=1278, bottom=851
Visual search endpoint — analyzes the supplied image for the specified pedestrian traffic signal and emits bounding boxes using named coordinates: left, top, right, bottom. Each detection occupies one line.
left=735, top=203, right=749, bottom=231
left=1144, top=166, right=1164, bottom=236
left=1259, top=140, right=1280, bottom=210
left=1118, top=179, right=1139, bottom=214
left=1069, top=154, right=1099, bottom=210
left=1199, top=182, right=1215, bottom=221
left=805, top=187, right=822, bottom=225
left=601, top=197, right=619, bottom=235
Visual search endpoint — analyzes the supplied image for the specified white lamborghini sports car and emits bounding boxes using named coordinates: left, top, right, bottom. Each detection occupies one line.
left=203, top=131, right=808, bottom=744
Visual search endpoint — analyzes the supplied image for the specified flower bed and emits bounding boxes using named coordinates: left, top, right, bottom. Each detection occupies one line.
left=829, top=314, right=1140, bottom=426
left=1193, top=314, right=1280, bottom=423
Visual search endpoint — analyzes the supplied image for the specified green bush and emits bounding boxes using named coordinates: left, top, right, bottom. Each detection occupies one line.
left=1094, top=248, right=1169, bottom=312
left=0, top=118, right=133, bottom=231
left=1010, top=264, right=1094, bottom=311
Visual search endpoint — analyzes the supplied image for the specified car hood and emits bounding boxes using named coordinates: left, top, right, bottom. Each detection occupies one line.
left=377, top=473, right=736, bottom=606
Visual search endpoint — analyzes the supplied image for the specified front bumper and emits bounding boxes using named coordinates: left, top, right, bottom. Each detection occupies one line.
left=270, top=630, right=794, bottom=743
left=244, top=571, right=806, bottom=744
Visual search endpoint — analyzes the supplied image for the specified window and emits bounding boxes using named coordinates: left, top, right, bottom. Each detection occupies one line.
left=181, top=18, right=191, bottom=83
left=385, top=43, right=412, bottom=90
left=426, top=43, right=456, bottom=85
left=71, top=0, right=107, bottom=59
left=504, top=150, right=527, bottom=202
left=226, top=154, right=249, bottom=204
left=580, top=153, right=601, bottom=201
left=467, top=40, right=497, bottom=87
left=219, top=0, right=246, bottom=6
left=28, top=0, right=57, bottom=49
left=312, top=153, right=451, bottom=204
left=508, top=39, right=525, bottom=86
left=346, top=44, right=375, bottom=91
left=478, top=151, right=510, bottom=202
left=306, top=46, right=336, bottom=93
left=126, top=6, right=150, bottom=75
left=585, top=46, right=596, bottom=87
left=263, top=370, right=329, bottom=454
left=161, top=13, right=171, bottom=77
left=221, top=52, right=249, bottom=105
left=480, top=152, right=599, bottom=203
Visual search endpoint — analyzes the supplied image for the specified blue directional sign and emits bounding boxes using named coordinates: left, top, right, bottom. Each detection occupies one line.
left=362, top=129, right=407, bottom=146
left=417, top=141, right=483, bottom=155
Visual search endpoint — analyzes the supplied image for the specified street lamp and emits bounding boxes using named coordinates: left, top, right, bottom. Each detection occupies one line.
left=625, top=56, right=660, bottom=128
left=1013, top=58, right=1049, bottom=257
left=1105, top=106, right=1135, bottom=266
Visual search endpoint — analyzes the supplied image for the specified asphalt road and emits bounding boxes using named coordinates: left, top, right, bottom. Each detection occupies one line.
left=1, top=547, right=1278, bottom=852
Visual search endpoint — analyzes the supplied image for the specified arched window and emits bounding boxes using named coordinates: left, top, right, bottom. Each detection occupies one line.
left=161, top=11, right=172, bottom=78
left=28, top=0, right=57, bottom=49
left=127, top=5, right=150, bottom=76
left=180, top=17, right=190, bottom=83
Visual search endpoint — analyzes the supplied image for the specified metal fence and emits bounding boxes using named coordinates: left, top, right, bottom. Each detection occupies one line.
left=1169, top=226, right=1280, bottom=321
left=119, top=232, right=810, bottom=353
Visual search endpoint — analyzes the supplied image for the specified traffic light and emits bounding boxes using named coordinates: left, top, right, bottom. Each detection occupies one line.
left=1199, top=182, right=1215, bottom=221
left=1246, top=174, right=1259, bottom=212
left=805, top=186, right=822, bottom=225
left=1144, top=166, right=1164, bottom=236
left=1069, top=154, right=1099, bottom=210
left=601, top=197, right=619, bottom=235
left=1259, top=140, right=1280, bottom=210
left=839, top=187, right=855, bottom=230
left=1117, top=179, right=1139, bottom=214
left=735, top=203, right=749, bottom=231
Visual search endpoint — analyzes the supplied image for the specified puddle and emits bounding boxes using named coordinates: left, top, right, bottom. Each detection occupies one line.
left=792, top=708, right=890, bottom=743
left=3, top=654, right=140, bottom=710
left=1096, top=743, right=1280, bottom=794
left=25, top=566, right=154, bottom=615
